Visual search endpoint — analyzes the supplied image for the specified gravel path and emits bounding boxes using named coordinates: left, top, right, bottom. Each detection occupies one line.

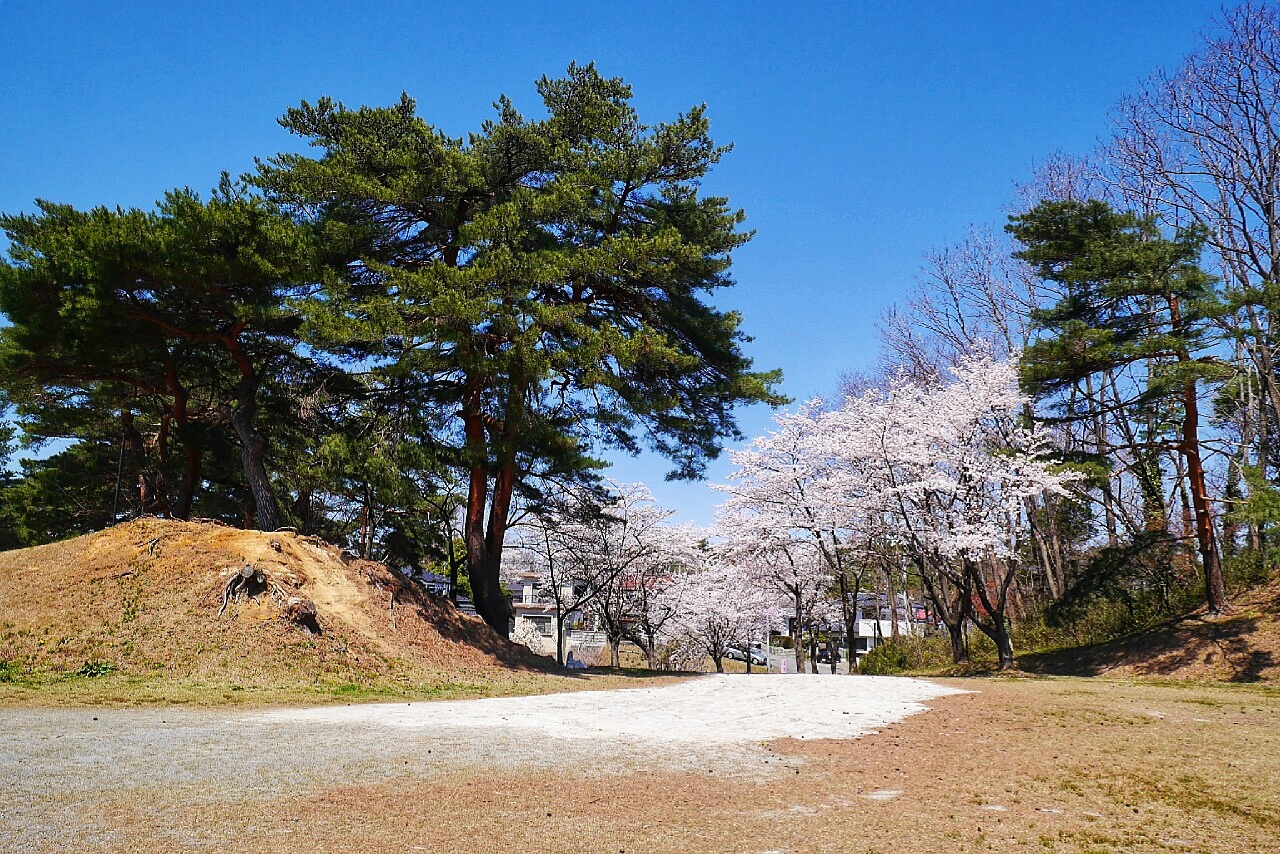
left=0, top=674, right=964, bottom=851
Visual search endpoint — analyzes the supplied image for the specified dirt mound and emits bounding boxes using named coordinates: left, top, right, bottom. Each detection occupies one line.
left=1021, top=576, right=1280, bottom=682
left=0, top=518, right=552, bottom=687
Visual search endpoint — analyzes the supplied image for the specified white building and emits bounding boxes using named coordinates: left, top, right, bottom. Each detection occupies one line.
left=509, top=569, right=605, bottom=663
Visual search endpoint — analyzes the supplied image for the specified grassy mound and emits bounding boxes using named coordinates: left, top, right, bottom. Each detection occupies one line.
left=0, top=518, right=557, bottom=701
left=1020, top=575, right=1280, bottom=683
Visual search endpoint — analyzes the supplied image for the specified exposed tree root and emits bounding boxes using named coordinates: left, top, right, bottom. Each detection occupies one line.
left=217, top=564, right=319, bottom=632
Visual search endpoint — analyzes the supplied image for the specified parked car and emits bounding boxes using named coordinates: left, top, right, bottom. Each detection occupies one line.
left=724, top=645, right=767, bottom=665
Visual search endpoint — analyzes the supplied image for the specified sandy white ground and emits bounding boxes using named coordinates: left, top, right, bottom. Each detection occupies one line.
left=0, top=675, right=967, bottom=849
left=263, top=674, right=969, bottom=743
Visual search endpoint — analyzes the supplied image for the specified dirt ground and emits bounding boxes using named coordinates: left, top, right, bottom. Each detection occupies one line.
left=5, top=675, right=1277, bottom=853
left=4, top=522, right=1280, bottom=852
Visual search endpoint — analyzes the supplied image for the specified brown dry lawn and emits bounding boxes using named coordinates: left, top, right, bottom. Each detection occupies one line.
left=46, top=676, right=1280, bottom=854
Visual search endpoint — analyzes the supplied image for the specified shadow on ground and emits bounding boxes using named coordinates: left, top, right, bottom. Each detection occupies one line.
left=1020, top=610, right=1277, bottom=683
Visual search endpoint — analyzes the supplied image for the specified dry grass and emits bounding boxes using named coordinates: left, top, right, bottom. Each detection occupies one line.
left=0, top=666, right=687, bottom=708
left=1021, top=576, right=1280, bottom=683
left=5, top=522, right=1280, bottom=850
left=0, top=518, right=691, bottom=707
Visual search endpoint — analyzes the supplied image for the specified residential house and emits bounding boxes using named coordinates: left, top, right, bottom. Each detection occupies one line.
left=509, top=569, right=605, bottom=662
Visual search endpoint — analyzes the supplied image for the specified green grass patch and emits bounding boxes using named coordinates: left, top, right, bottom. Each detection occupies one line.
left=73, top=660, right=117, bottom=678
left=0, top=659, right=29, bottom=684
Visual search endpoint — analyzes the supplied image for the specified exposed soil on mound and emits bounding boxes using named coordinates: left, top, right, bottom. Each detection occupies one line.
left=1021, top=576, right=1280, bottom=682
left=0, top=518, right=553, bottom=688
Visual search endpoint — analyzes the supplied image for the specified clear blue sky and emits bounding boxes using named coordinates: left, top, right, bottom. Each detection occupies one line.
left=0, top=0, right=1227, bottom=523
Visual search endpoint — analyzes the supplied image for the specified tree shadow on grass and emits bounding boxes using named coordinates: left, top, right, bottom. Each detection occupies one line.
left=1019, top=612, right=1276, bottom=683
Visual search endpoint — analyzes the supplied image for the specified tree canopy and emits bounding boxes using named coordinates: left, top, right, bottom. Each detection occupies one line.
left=0, top=64, right=781, bottom=641
left=0, top=180, right=329, bottom=530
left=1009, top=199, right=1230, bottom=613
left=252, top=62, right=783, bottom=635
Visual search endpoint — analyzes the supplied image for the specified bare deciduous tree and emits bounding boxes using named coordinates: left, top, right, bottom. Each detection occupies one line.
left=1109, top=3, right=1280, bottom=458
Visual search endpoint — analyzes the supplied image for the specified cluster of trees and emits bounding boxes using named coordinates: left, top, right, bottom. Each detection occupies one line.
left=512, top=354, right=1071, bottom=674
left=0, top=64, right=781, bottom=638
left=505, top=481, right=696, bottom=667
left=449, top=3, right=1280, bottom=669
left=5, top=6, right=1278, bottom=672
left=647, top=3, right=1280, bottom=673
left=504, top=479, right=797, bottom=673
left=716, top=354, right=1071, bottom=670
left=866, top=3, right=1280, bottom=662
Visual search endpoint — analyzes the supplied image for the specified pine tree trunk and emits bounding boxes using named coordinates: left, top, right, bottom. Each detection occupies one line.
left=1182, top=379, right=1229, bottom=613
left=462, top=376, right=513, bottom=638
left=121, top=411, right=146, bottom=517
left=460, top=370, right=529, bottom=639
left=1027, top=497, right=1063, bottom=600
left=290, top=488, right=314, bottom=533
left=466, top=541, right=512, bottom=640
left=1086, top=373, right=1119, bottom=547
left=1164, top=294, right=1228, bottom=613
left=217, top=339, right=281, bottom=532
left=222, top=387, right=280, bottom=532
left=167, top=367, right=198, bottom=520
left=173, top=444, right=200, bottom=521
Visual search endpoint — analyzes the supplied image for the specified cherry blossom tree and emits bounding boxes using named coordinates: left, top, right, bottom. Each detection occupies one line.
left=664, top=557, right=775, bottom=673
left=712, top=517, right=831, bottom=675
left=717, top=352, right=1072, bottom=671
left=823, top=353, right=1076, bottom=668
left=511, top=480, right=687, bottom=667
left=579, top=486, right=692, bottom=668
left=506, top=505, right=599, bottom=666
left=717, top=399, right=890, bottom=672
left=617, top=524, right=701, bottom=669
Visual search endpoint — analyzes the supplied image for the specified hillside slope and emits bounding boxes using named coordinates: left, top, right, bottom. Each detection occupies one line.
left=1021, top=576, right=1280, bottom=682
left=0, top=518, right=551, bottom=689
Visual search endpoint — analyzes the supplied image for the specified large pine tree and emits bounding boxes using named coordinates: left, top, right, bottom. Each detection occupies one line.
left=255, top=64, right=782, bottom=636
left=1009, top=199, right=1230, bottom=613
left=0, top=180, right=323, bottom=529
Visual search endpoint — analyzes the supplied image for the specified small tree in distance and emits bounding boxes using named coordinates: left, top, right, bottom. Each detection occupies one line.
left=509, top=481, right=688, bottom=666
left=665, top=559, right=769, bottom=673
